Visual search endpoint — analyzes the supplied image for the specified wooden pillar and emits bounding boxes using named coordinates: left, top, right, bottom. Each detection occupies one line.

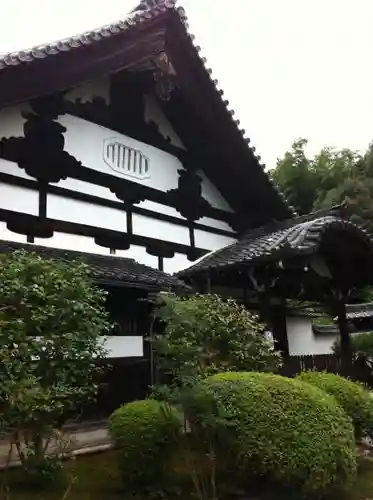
left=270, top=304, right=289, bottom=356
left=335, top=300, right=352, bottom=367
left=259, top=295, right=289, bottom=356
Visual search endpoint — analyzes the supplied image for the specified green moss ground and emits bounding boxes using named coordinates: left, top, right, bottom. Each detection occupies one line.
left=4, top=450, right=123, bottom=500
left=4, top=451, right=373, bottom=499
left=351, top=457, right=373, bottom=499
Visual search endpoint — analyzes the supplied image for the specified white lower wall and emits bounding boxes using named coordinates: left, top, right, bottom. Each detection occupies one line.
left=0, top=183, right=39, bottom=216
left=132, top=213, right=190, bottom=246
left=102, top=336, right=143, bottom=358
left=286, top=316, right=338, bottom=355
left=47, top=194, right=127, bottom=232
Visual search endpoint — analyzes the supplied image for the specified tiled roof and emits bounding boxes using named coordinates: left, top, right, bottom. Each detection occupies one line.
left=0, top=0, right=294, bottom=216
left=346, top=303, right=373, bottom=320
left=312, top=324, right=339, bottom=335
left=177, top=209, right=372, bottom=278
left=0, top=239, right=189, bottom=291
left=0, top=0, right=180, bottom=70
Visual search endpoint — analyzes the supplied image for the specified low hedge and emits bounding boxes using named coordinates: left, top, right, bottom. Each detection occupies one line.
left=297, top=371, right=373, bottom=440
left=108, top=399, right=181, bottom=493
left=203, top=372, right=357, bottom=497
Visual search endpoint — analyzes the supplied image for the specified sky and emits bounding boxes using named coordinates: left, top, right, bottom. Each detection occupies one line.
left=1, top=0, right=372, bottom=169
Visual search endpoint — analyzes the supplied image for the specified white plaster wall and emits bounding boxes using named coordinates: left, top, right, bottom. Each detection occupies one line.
left=0, top=105, right=234, bottom=216
left=0, top=104, right=29, bottom=139
left=137, top=200, right=183, bottom=219
left=0, top=158, right=34, bottom=180
left=102, top=336, right=143, bottom=358
left=144, top=94, right=185, bottom=150
left=163, top=252, right=191, bottom=274
left=197, top=170, right=233, bottom=213
left=286, top=316, right=337, bottom=355
left=116, top=245, right=158, bottom=268
left=59, top=114, right=181, bottom=192
left=34, top=232, right=110, bottom=255
left=0, top=183, right=39, bottom=216
left=47, top=194, right=127, bottom=232
left=58, top=115, right=233, bottom=214
left=198, top=216, right=233, bottom=232
left=64, top=77, right=110, bottom=105
left=52, top=177, right=119, bottom=202
left=0, top=222, right=28, bottom=243
left=194, top=229, right=236, bottom=251
left=132, top=213, right=190, bottom=246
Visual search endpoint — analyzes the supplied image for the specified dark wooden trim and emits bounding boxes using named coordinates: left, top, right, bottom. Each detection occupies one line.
left=126, top=209, right=133, bottom=236
left=189, top=224, right=195, bottom=248
left=63, top=95, right=185, bottom=160
left=38, top=182, right=47, bottom=218
left=0, top=19, right=168, bottom=109
left=0, top=172, right=236, bottom=238
left=157, top=256, right=164, bottom=271
left=0, top=208, right=208, bottom=260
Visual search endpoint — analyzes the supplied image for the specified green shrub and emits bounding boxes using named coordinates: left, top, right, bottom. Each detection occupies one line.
left=297, top=371, right=373, bottom=440
left=109, top=399, right=181, bottom=494
left=202, top=371, right=356, bottom=497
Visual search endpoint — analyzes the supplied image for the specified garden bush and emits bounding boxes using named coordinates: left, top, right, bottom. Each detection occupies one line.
left=297, top=371, right=373, bottom=440
left=200, top=371, right=357, bottom=497
left=109, top=399, right=181, bottom=494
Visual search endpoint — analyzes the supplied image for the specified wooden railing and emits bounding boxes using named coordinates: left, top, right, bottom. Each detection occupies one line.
left=280, top=354, right=373, bottom=386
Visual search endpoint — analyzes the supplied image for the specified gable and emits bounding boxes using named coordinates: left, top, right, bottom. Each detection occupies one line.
left=0, top=0, right=294, bottom=276
left=0, top=86, right=236, bottom=274
left=0, top=1, right=293, bottom=228
left=143, top=94, right=185, bottom=150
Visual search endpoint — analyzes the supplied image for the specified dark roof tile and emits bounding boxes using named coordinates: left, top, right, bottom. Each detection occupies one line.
left=0, top=0, right=293, bottom=216
left=0, top=0, right=178, bottom=70
left=177, top=208, right=373, bottom=278
left=346, top=303, right=373, bottom=319
left=0, top=239, right=189, bottom=291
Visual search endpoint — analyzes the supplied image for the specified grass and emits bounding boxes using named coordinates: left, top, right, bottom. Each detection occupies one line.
left=352, top=457, right=373, bottom=499
left=1, top=450, right=123, bottom=500
left=3, top=451, right=373, bottom=499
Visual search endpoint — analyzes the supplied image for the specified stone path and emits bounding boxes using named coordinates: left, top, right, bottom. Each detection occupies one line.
left=0, top=421, right=112, bottom=468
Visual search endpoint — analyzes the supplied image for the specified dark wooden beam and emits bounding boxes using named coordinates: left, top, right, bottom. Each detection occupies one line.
left=335, top=300, right=353, bottom=367
left=0, top=20, right=167, bottom=108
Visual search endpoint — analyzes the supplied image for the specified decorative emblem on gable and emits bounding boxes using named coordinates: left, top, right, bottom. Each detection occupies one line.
left=103, top=139, right=150, bottom=180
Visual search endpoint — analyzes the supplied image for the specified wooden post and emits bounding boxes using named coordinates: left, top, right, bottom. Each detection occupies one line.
left=259, top=294, right=289, bottom=356
left=270, top=304, right=289, bottom=357
left=336, top=300, right=352, bottom=370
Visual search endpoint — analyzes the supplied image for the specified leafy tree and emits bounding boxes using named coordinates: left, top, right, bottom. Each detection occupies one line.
left=270, top=138, right=317, bottom=215
left=151, top=293, right=281, bottom=386
left=271, top=138, right=373, bottom=234
left=150, top=294, right=282, bottom=499
left=0, top=250, right=111, bottom=479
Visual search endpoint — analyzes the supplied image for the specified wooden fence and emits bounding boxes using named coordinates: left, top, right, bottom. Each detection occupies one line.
left=280, top=354, right=373, bottom=386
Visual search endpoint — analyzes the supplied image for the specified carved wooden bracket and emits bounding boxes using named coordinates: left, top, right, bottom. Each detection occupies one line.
left=0, top=97, right=81, bottom=184
left=152, top=52, right=176, bottom=101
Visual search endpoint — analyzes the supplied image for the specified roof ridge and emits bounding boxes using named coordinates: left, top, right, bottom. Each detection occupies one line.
left=0, top=0, right=177, bottom=69
left=0, top=0, right=294, bottom=219
left=0, top=238, right=138, bottom=265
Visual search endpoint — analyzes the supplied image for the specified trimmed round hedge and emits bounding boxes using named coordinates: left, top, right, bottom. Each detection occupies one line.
left=297, top=371, right=373, bottom=440
left=203, top=372, right=357, bottom=497
left=109, top=399, right=181, bottom=492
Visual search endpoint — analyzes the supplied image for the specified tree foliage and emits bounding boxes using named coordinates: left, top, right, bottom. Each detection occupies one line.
left=0, top=250, right=112, bottom=477
left=270, top=139, right=373, bottom=234
left=200, top=372, right=357, bottom=497
left=151, top=293, right=281, bottom=386
left=150, top=293, right=282, bottom=499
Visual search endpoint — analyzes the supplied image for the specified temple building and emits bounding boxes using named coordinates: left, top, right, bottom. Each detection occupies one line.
left=0, top=0, right=373, bottom=410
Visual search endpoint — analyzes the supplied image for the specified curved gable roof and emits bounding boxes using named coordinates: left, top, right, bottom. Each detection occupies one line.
left=0, top=0, right=294, bottom=224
